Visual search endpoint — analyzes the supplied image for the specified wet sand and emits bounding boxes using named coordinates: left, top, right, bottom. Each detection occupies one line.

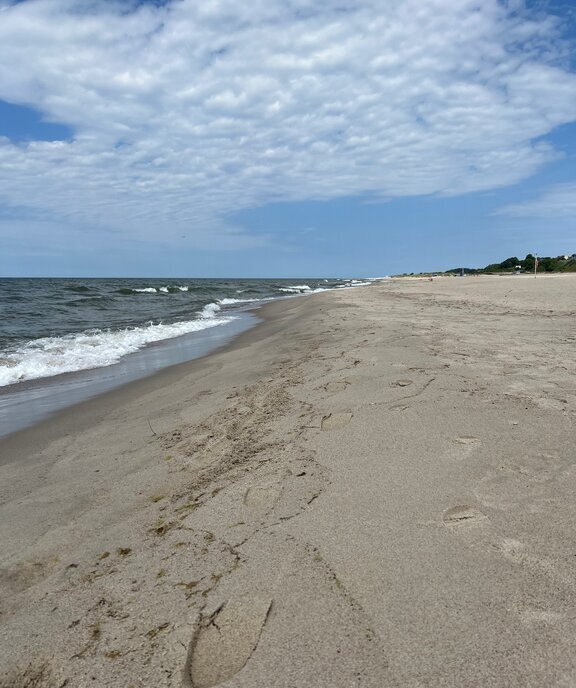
left=0, top=311, right=257, bottom=440
left=2, top=274, right=576, bottom=687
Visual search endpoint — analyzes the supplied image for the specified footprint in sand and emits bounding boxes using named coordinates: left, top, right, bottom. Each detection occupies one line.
left=454, top=436, right=480, bottom=445
left=324, top=380, right=349, bottom=393
left=188, top=596, right=272, bottom=687
left=392, top=379, right=413, bottom=387
left=243, top=483, right=281, bottom=509
left=452, top=436, right=481, bottom=460
left=491, top=537, right=525, bottom=563
left=321, top=412, right=353, bottom=431
left=442, top=505, right=488, bottom=528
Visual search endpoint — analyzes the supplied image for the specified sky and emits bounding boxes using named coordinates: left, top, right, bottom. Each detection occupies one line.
left=0, top=0, right=576, bottom=277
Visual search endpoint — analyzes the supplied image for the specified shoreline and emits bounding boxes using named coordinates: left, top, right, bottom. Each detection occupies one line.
left=0, top=293, right=318, bottom=459
left=0, top=286, right=358, bottom=442
left=0, top=310, right=258, bottom=441
left=0, top=277, right=365, bottom=437
left=3, top=276, right=576, bottom=686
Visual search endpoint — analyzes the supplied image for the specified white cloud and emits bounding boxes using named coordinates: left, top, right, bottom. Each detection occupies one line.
left=496, top=182, right=576, bottom=217
left=0, top=0, right=575, bottom=250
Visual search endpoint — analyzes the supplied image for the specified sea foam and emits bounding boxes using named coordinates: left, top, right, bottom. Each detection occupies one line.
left=131, top=285, right=190, bottom=294
left=200, top=302, right=222, bottom=318
left=217, top=297, right=264, bottom=305
left=0, top=315, right=232, bottom=387
left=278, top=285, right=312, bottom=293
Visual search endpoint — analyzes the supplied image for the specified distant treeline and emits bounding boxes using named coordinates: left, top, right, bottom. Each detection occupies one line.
left=445, top=253, right=576, bottom=275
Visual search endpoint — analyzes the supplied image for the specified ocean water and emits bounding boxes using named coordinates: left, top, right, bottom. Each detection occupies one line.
left=0, top=277, right=370, bottom=389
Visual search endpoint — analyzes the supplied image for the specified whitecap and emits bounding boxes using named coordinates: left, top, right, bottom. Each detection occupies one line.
left=199, top=302, right=221, bottom=318
left=218, top=297, right=263, bottom=305
left=278, top=284, right=312, bottom=293
left=0, top=316, right=233, bottom=387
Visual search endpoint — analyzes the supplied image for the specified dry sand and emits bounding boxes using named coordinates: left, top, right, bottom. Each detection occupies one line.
left=2, top=274, right=576, bottom=687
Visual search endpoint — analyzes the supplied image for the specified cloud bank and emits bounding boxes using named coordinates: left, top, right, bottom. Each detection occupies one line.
left=0, top=0, right=575, bottom=250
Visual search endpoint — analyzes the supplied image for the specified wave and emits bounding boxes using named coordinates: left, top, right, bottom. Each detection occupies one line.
left=199, top=302, right=221, bottom=318
left=199, top=298, right=263, bottom=316
left=335, top=280, right=372, bottom=288
left=217, top=297, right=264, bottom=306
left=278, top=284, right=312, bottom=293
left=0, top=316, right=233, bottom=387
left=117, top=285, right=191, bottom=295
left=64, top=285, right=91, bottom=293
left=66, top=296, right=113, bottom=308
left=277, top=285, right=334, bottom=296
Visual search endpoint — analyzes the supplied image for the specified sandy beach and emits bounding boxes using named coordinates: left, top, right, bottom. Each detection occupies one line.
left=2, top=274, right=576, bottom=687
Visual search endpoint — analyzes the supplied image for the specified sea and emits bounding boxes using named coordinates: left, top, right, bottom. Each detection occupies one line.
left=0, top=277, right=371, bottom=438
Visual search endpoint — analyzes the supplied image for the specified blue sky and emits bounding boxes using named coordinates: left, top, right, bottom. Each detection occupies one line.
left=0, top=0, right=576, bottom=277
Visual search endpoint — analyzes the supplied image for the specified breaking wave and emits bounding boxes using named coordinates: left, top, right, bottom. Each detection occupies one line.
left=0, top=315, right=232, bottom=387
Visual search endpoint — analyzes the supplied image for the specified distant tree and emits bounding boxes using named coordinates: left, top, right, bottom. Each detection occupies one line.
left=538, top=257, right=557, bottom=272
left=522, top=254, right=535, bottom=271
left=499, top=256, right=520, bottom=270
left=445, top=267, right=478, bottom=274
left=442, top=252, right=574, bottom=276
